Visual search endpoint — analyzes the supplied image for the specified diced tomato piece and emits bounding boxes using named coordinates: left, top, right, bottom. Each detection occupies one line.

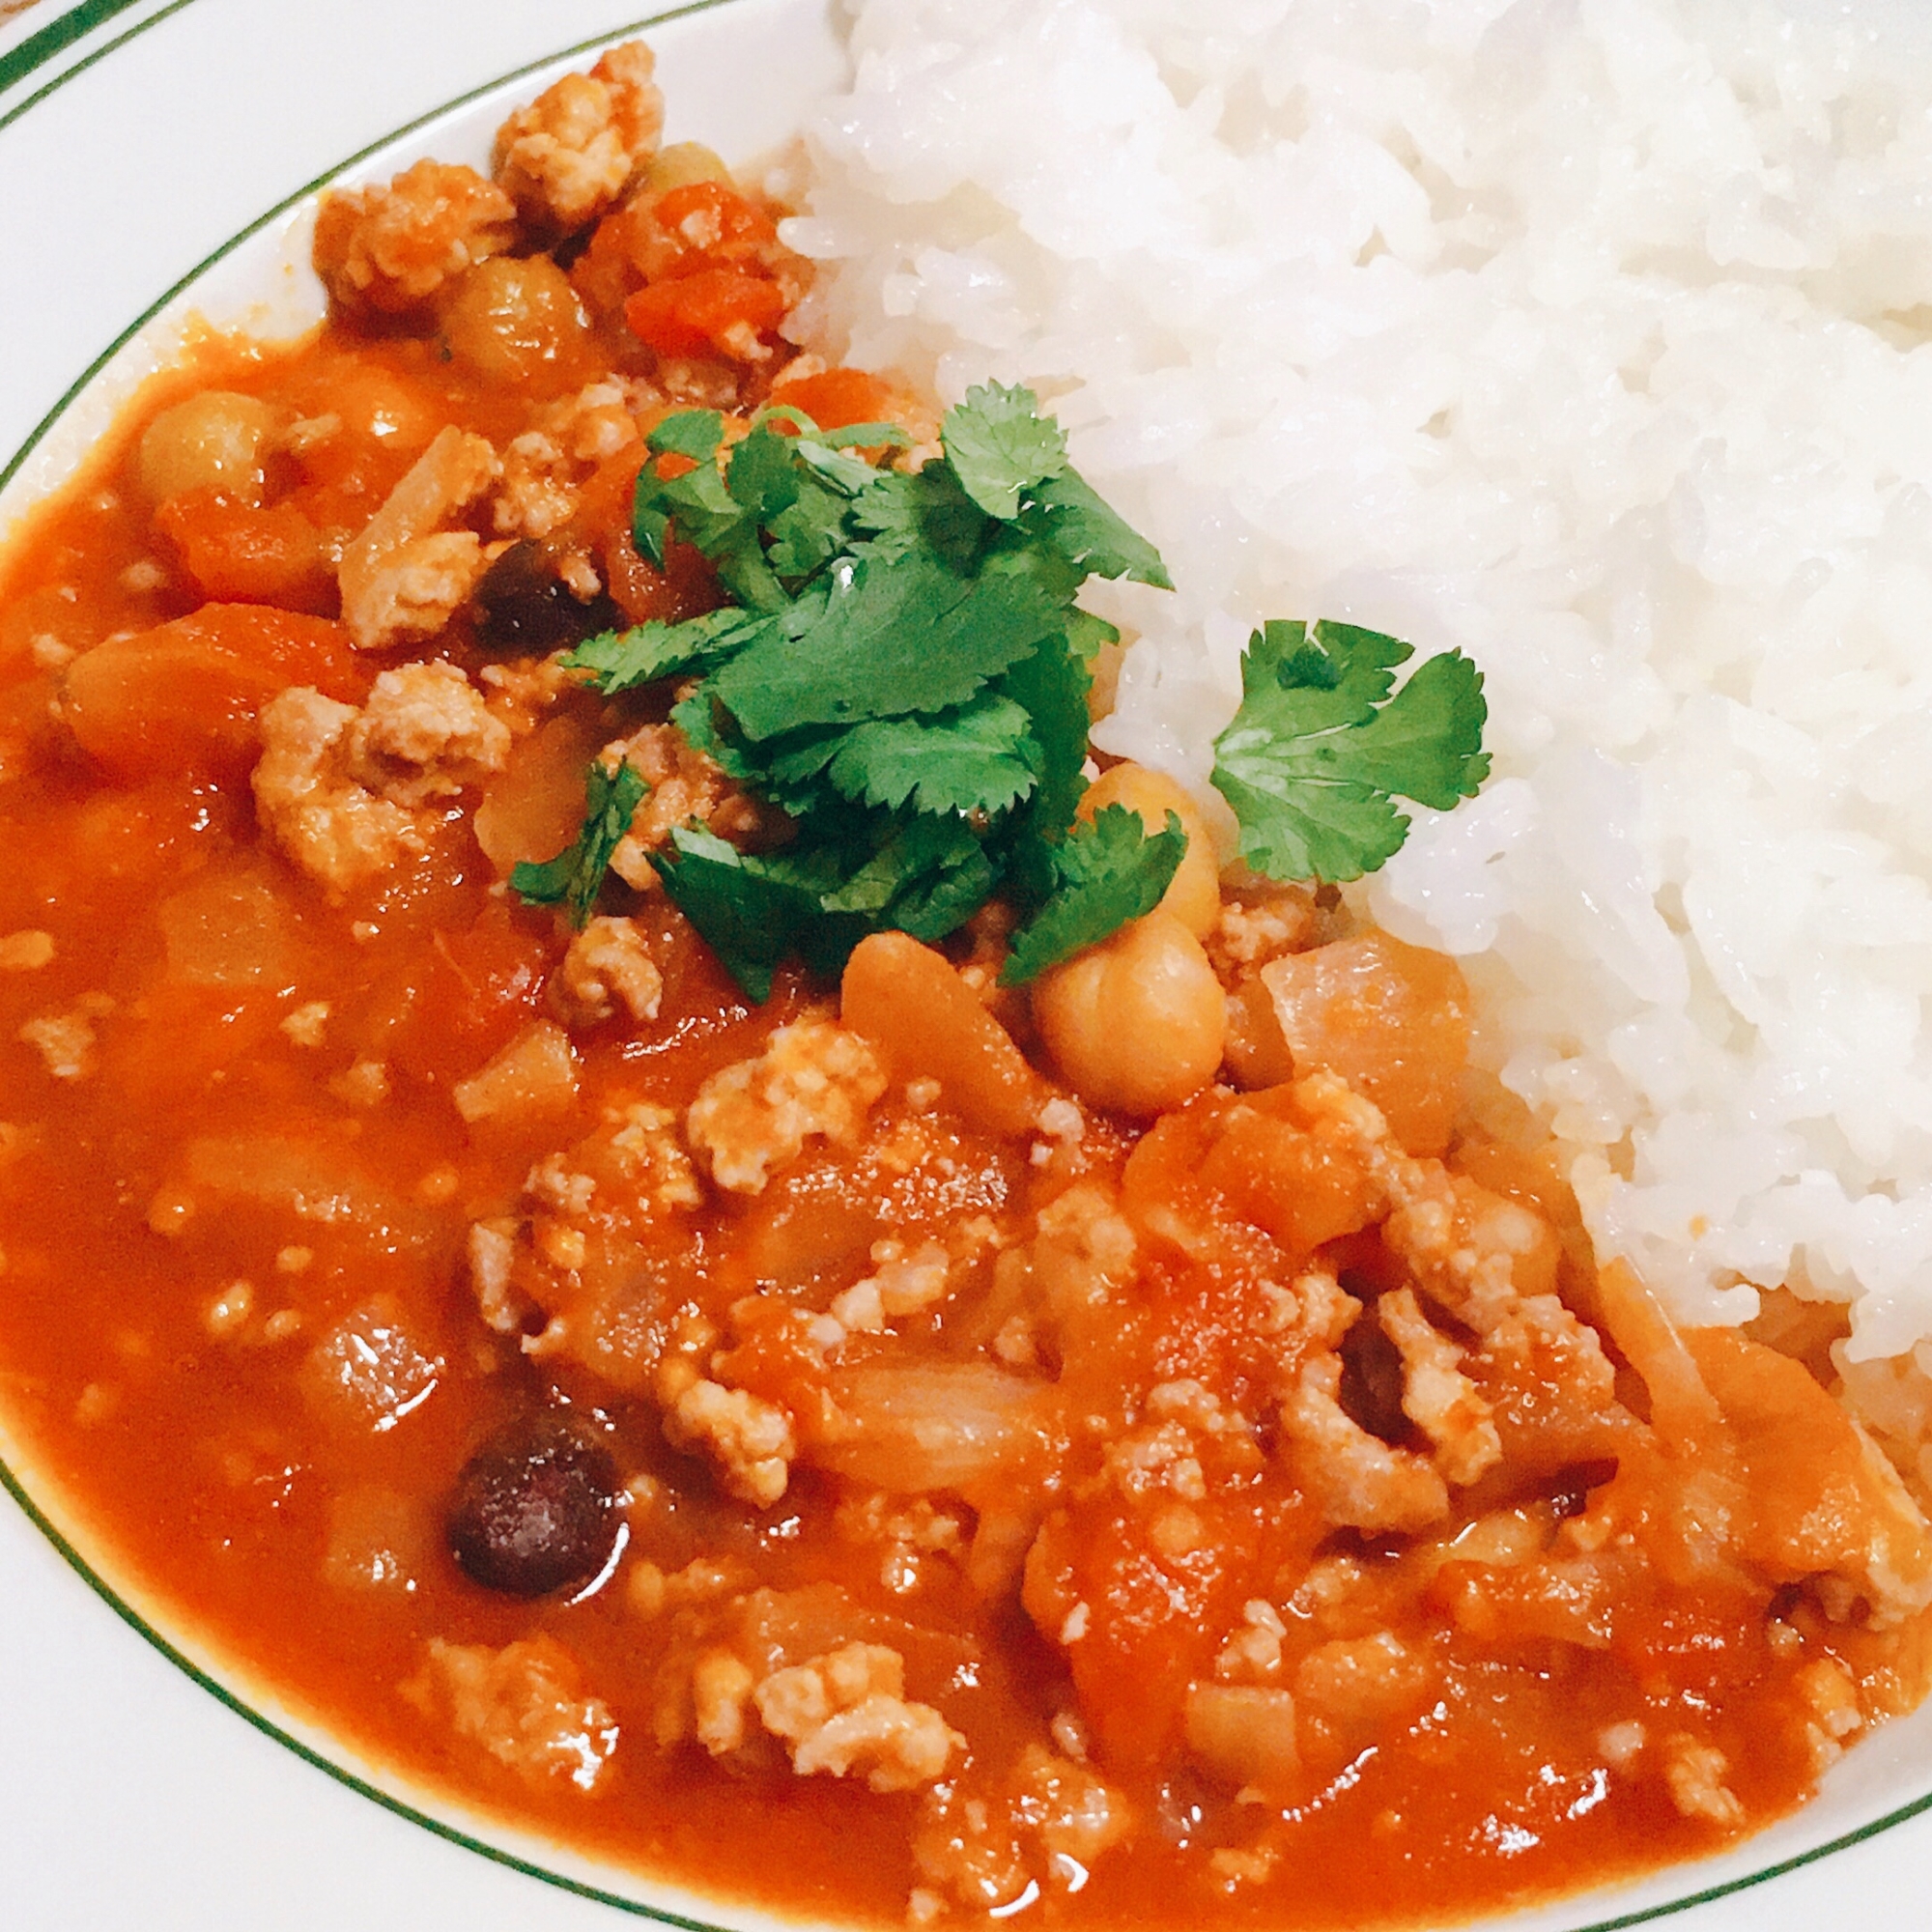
left=155, top=489, right=334, bottom=611
left=651, top=180, right=780, bottom=260
left=573, top=443, right=722, bottom=625
left=60, top=604, right=366, bottom=780
left=623, top=269, right=787, bottom=361
left=1025, top=1486, right=1313, bottom=1769
left=575, top=181, right=787, bottom=319
left=770, top=366, right=895, bottom=433
left=385, top=900, right=554, bottom=1086
left=1198, top=1103, right=1383, bottom=1255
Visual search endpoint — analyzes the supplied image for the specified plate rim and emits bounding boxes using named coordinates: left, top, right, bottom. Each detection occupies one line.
left=0, top=0, right=191, bottom=135
left=5, top=4, right=1932, bottom=1926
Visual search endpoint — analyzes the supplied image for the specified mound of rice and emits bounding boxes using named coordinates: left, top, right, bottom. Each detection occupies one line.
left=783, top=0, right=1932, bottom=1368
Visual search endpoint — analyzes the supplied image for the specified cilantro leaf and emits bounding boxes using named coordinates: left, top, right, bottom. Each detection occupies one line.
left=1210, top=620, right=1489, bottom=883
left=819, top=814, right=987, bottom=920
left=724, top=422, right=807, bottom=524
left=1063, top=608, right=1120, bottom=663
left=763, top=477, right=861, bottom=582
left=567, top=608, right=776, bottom=693
left=995, top=630, right=1093, bottom=903
left=633, top=440, right=742, bottom=569
left=710, top=546, right=1067, bottom=740
left=1021, top=469, right=1173, bottom=588
left=648, top=411, right=725, bottom=462
left=789, top=693, right=1040, bottom=818
left=1210, top=766, right=1409, bottom=882
left=598, top=384, right=1486, bottom=1003
left=654, top=814, right=998, bottom=1000
left=1001, top=805, right=1187, bottom=985
left=751, top=405, right=912, bottom=454
left=944, top=382, right=1070, bottom=520
left=651, top=827, right=842, bottom=1004
left=1320, top=643, right=1491, bottom=810
left=510, top=760, right=648, bottom=928
left=849, top=463, right=992, bottom=571
left=887, top=839, right=1001, bottom=942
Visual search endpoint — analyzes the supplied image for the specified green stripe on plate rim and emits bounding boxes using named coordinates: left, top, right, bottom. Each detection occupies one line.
left=0, top=0, right=152, bottom=95
left=0, top=0, right=199, bottom=141
left=3, top=6, right=1929, bottom=1925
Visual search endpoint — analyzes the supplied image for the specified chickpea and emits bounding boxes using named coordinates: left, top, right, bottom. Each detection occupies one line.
left=639, top=141, right=733, bottom=196
left=1079, top=762, right=1220, bottom=937
left=440, top=255, right=594, bottom=393
left=135, top=389, right=281, bottom=506
left=1032, top=910, right=1226, bottom=1118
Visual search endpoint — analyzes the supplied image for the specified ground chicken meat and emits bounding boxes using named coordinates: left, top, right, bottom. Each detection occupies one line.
left=403, top=1635, right=618, bottom=1793
left=313, top=159, right=517, bottom=317
left=253, top=689, right=428, bottom=894
left=253, top=663, right=506, bottom=895
left=1378, top=1286, right=1501, bottom=1487
left=551, top=916, right=663, bottom=1027
left=686, top=1018, right=889, bottom=1194
left=1661, top=1733, right=1746, bottom=1827
left=605, top=722, right=777, bottom=888
left=493, top=381, right=641, bottom=540
left=600, top=1100, right=703, bottom=1212
left=1281, top=1351, right=1451, bottom=1534
left=663, top=1373, right=796, bottom=1507
left=17, top=1007, right=99, bottom=1081
left=468, top=1217, right=527, bottom=1336
left=753, top=1642, right=959, bottom=1793
left=338, top=426, right=500, bottom=650
left=493, top=41, right=665, bottom=233
left=348, top=660, right=512, bottom=805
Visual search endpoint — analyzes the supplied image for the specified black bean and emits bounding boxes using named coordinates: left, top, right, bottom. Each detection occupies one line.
left=471, top=539, right=613, bottom=651
left=447, top=1412, right=619, bottom=1598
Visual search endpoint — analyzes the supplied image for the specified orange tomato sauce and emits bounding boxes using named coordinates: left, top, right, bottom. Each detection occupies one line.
left=1, top=41, right=1927, bottom=1932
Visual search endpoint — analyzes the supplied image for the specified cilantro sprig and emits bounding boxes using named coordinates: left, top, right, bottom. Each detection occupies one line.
left=517, top=383, right=1171, bottom=986
left=509, top=760, right=648, bottom=927
left=511, top=382, right=1489, bottom=997
left=1209, top=620, right=1490, bottom=883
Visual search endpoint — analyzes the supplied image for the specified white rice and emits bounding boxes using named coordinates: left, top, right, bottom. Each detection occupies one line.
left=782, top=0, right=1932, bottom=1362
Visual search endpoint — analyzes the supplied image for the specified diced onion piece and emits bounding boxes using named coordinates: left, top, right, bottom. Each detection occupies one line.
left=452, top=1020, right=581, bottom=1124
left=840, top=931, right=1042, bottom=1137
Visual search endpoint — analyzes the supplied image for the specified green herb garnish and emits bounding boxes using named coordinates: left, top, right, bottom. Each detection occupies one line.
left=514, top=383, right=1489, bottom=994
left=509, top=759, right=648, bottom=927
left=1209, top=620, right=1491, bottom=884
left=1000, top=805, right=1187, bottom=986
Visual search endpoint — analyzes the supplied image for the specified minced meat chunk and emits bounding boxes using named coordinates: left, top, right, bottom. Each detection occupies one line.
left=605, top=722, right=779, bottom=888
left=348, top=660, right=512, bottom=805
left=551, top=916, right=663, bottom=1027
left=662, top=1370, right=796, bottom=1508
left=253, top=690, right=426, bottom=894
left=493, top=381, right=640, bottom=541
left=686, top=1018, right=889, bottom=1194
left=753, top=1642, right=960, bottom=1793
left=313, top=159, right=517, bottom=317
left=338, top=427, right=501, bottom=650
left=493, top=41, right=665, bottom=234
left=1378, top=1285, right=1501, bottom=1487
left=1661, top=1733, right=1745, bottom=1827
left=403, top=1634, right=617, bottom=1792
left=17, top=1006, right=100, bottom=1081
left=1280, top=1350, right=1451, bottom=1535
left=253, top=662, right=508, bottom=895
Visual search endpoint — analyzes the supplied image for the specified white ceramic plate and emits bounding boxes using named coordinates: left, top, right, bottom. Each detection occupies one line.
left=5, top=2, right=1932, bottom=1926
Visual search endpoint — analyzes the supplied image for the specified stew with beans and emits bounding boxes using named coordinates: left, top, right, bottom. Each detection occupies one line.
left=0, top=40, right=1926, bottom=1931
